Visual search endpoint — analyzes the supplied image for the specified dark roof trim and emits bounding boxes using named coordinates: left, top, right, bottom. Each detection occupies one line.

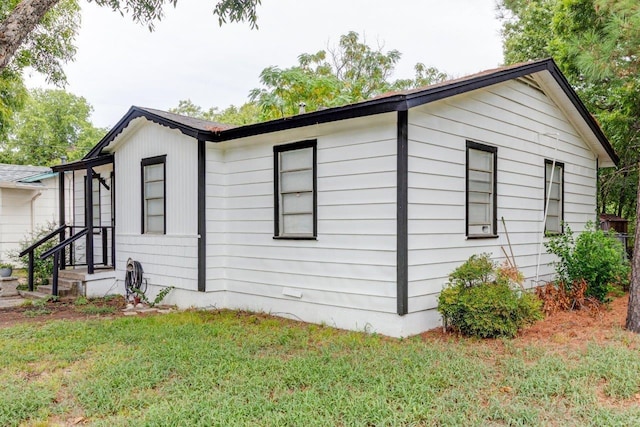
left=545, top=65, right=619, bottom=165
left=52, top=154, right=114, bottom=172
left=84, top=107, right=223, bottom=159
left=85, top=59, right=618, bottom=165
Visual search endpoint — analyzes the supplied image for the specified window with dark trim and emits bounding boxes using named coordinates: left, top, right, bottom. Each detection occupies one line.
left=466, top=141, right=498, bottom=238
left=141, top=155, right=166, bottom=234
left=84, top=176, right=101, bottom=228
left=92, top=177, right=101, bottom=227
left=544, top=159, right=564, bottom=234
left=274, top=140, right=317, bottom=239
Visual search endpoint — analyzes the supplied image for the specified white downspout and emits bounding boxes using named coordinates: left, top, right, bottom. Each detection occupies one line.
left=535, top=132, right=559, bottom=283
left=30, top=190, right=43, bottom=233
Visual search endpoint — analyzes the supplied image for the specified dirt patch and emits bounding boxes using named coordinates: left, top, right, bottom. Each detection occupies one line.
left=422, top=293, right=630, bottom=349
left=0, top=296, right=128, bottom=328
left=0, top=293, right=633, bottom=350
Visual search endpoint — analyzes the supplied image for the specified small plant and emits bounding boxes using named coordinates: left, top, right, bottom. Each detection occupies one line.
left=438, top=254, right=542, bottom=338
left=0, top=262, right=12, bottom=269
left=74, top=296, right=89, bottom=306
left=545, top=222, right=630, bottom=302
left=132, top=286, right=175, bottom=307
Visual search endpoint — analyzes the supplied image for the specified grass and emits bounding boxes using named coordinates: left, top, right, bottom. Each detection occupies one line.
left=0, top=311, right=639, bottom=426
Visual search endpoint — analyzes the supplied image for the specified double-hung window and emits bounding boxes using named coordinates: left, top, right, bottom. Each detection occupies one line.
left=141, top=155, right=166, bottom=234
left=85, top=176, right=101, bottom=228
left=544, top=159, right=564, bottom=234
left=466, top=141, right=497, bottom=237
left=274, top=140, right=317, bottom=239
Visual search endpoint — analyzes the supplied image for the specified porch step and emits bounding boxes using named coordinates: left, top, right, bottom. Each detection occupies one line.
left=20, top=290, right=51, bottom=300
left=38, top=278, right=82, bottom=297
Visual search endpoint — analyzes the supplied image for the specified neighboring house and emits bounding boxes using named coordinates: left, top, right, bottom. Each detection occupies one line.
left=0, top=164, right=61, bottom=263
left=52, top=59, right=618, bottom=337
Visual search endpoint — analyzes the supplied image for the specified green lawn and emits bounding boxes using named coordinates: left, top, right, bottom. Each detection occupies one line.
left=1, top=309, right=640, bottom=426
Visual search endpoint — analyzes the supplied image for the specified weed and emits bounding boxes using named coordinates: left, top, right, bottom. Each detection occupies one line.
left=75, top=305, right=116, bottom=315
left=24, top=308, right=52, bottom=317
left=74, top=296, right=89, bottom=306
left=133, top=286, right=175, bottom=307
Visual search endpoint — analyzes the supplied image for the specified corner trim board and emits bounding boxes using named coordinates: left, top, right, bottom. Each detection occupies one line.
left=198, top=139, right=206, bottom=292
left=397, top=110, right=408, bottom=316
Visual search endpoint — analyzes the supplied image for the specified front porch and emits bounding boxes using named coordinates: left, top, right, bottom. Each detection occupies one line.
left=21, top=155, right=117, bottom=297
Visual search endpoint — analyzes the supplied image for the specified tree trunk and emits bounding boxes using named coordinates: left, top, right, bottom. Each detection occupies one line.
left=626, top=163, right=640, bottom=332
left=0, top=0, right=60, bottom=71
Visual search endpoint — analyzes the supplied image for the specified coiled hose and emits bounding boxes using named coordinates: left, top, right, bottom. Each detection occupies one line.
left=124, top=258, right=146, bottom=302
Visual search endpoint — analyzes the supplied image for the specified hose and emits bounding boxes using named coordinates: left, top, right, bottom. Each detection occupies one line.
left=124, top=258, right=146, bottom=301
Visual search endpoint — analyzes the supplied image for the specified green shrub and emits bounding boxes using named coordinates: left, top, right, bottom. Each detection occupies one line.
left=544, top=222, right=629, bottom=302
left=9, top=221, right=58, bottom=286
left=438, top=254, right=542, bottom=338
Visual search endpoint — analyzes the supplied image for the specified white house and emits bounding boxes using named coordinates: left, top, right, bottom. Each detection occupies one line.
left=0, top=164, right=61, bottom=263
left=50, top=59, right=618, bottom=337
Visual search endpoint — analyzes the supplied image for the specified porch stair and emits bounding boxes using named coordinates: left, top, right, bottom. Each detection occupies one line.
left=38, top=268, right=116, bottom=298
left=39, top=270, right=83, bottom=297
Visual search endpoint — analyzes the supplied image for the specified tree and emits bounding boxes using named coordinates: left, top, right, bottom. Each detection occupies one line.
left=173, top=32, right=449, bottom=124
left=0, top=88, right=106, bottom=165
left=0, top=0, right=261, bottom=77
left=565, top=0, right=640, bottom=332
left=499, top=0, right=640, bottom=332
left=249, top=31, right=449, bottom=120
left=498, top=0, right=638, bottom=219
left=169, top=99, right=260, bottom=125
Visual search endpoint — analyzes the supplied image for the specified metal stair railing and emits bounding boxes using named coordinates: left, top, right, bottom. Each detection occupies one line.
left=39, top=228, right=89, bottom=297
left=18, top=224, right=67, bottom=292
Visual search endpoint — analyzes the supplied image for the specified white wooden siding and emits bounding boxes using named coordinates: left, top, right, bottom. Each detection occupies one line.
left=205, top=113, right=399, bottom=321
left=113, top=121, right=199, bottom=290
left=0, top=177, right=58, bottom=263
left=69, top=165, right=113, bottom=265
left=407, top=79, right=598, bottom=314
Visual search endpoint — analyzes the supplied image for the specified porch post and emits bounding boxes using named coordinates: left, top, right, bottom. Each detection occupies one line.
left=86, top=167, right=94, bottom=274
left=58, top=171, right=66, bottom=270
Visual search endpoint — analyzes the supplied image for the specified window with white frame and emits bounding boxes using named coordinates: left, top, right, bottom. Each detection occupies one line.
left=141, top=155, right=166, bottom=234
left=466, top=141, right=497, bottom=237
left=544, top=159, right=564, bottom=234
left=274, top=140, right=316, bottom=238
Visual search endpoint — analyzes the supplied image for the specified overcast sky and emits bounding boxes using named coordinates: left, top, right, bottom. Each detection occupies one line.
left=25, top=0, right=505, bottom=129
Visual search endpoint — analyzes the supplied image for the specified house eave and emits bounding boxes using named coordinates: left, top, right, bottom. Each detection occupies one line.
left=82, top=58, right=618, bottom=167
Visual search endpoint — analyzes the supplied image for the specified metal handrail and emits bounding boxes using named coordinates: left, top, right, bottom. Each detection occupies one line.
left=39, top=228, right=89, bottom=297
left=40, top=228, right=89, bottom=260
left=18, top=224, right=67, bottom=258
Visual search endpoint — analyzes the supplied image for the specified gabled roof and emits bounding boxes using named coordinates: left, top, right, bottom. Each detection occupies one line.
left=83, top=107, right=234, bottom=159
left=80, top=58, right=619, bottom=166
left=0, top=163, right=51, bottom=183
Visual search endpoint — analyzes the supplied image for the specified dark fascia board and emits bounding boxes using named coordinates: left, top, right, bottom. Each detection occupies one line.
left=51, top=154, right=114, bottom=172
left=83, top=59, right=618, bottom=165
left=83, top=106, right=213, bottom=160
left=545, top=64, right=620, bottom=165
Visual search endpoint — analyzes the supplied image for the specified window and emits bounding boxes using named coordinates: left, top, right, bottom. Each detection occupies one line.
left=466, top=141, right=497, bottom=237
left=274, top=140, right=317, bottom=238
left=84, top=176, right=101, bottom=228
left=141, top=155, right=166, bottom=234
left=544, top=159, right=564, bottom=234
left=92, top=177, right=100, bottom=227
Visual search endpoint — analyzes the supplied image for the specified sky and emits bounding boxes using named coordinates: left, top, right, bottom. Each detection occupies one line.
left=25, top=0, right=505, bottom=129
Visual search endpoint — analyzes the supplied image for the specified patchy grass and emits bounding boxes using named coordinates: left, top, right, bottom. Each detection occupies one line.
left=0, top=310, right=639, bottom=426
left=75, top=305, right=117, bottom=316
